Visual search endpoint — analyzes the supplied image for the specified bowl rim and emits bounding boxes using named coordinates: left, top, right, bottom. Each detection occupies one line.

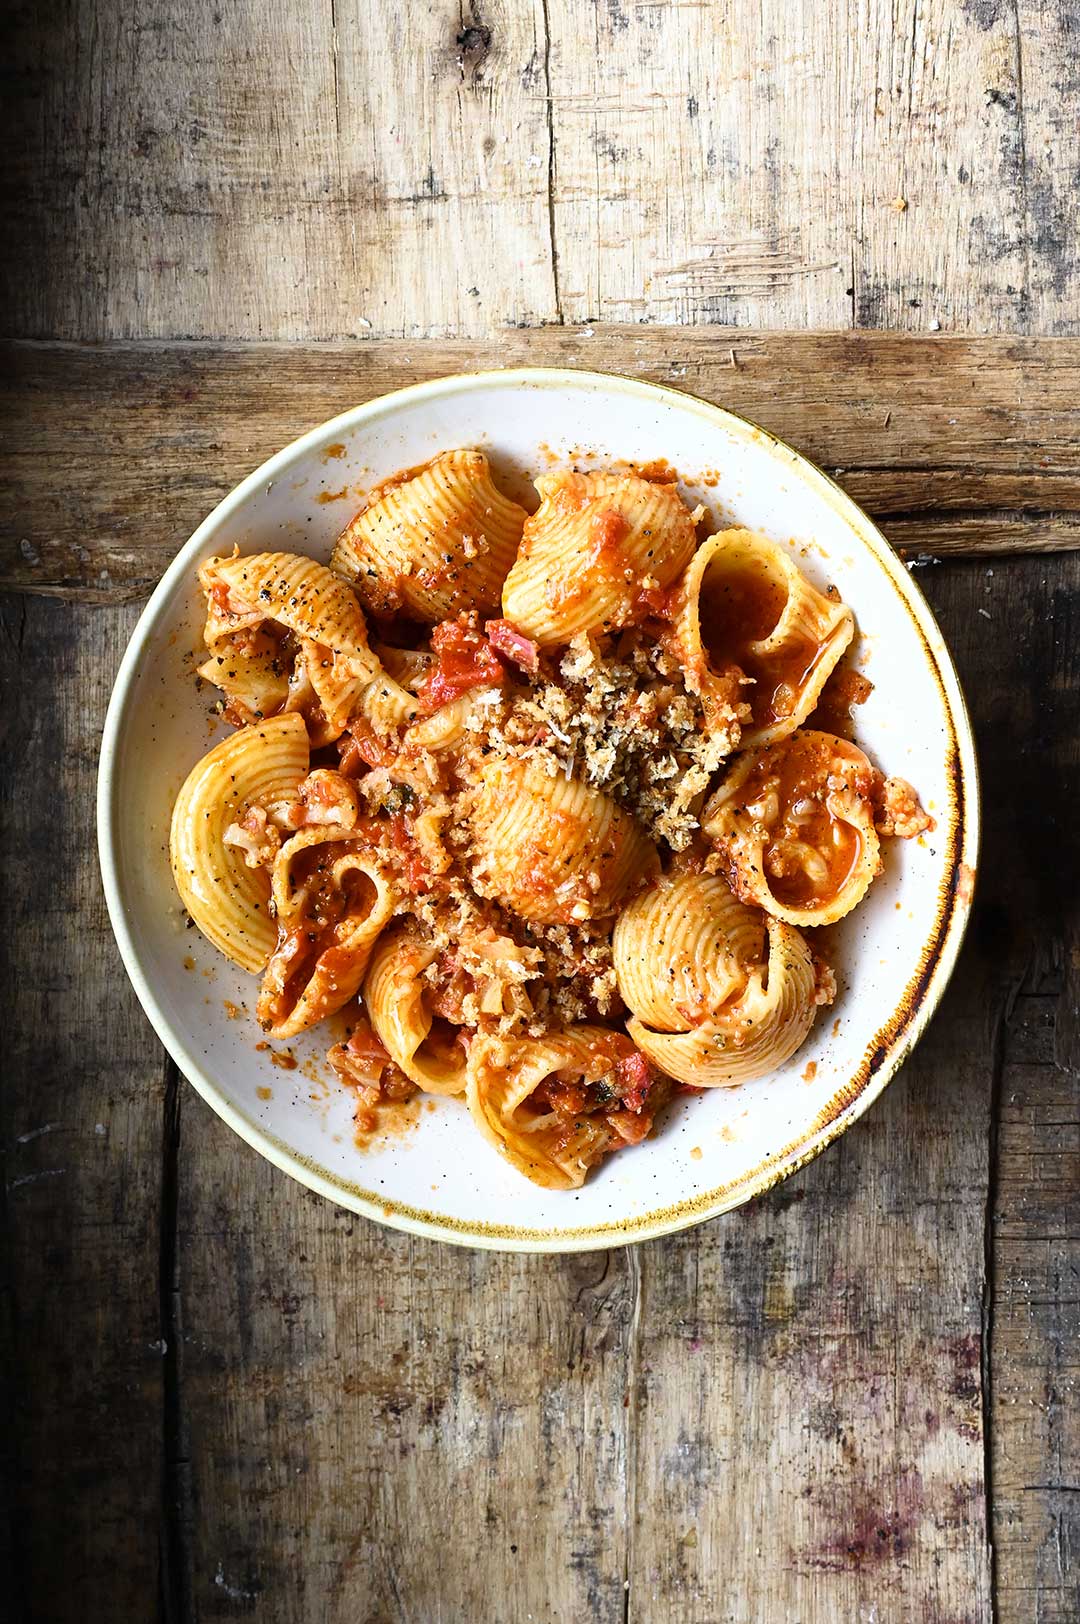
left=97, top=365, right=980, bottom=1253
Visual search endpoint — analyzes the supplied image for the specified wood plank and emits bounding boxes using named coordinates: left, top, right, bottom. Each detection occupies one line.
left=175, top=1102, right=636, bottom=1620
left=7, top=2, right=1078, bottom=339
left=969, top=547, right=1080, bottom=1624
left=3, top=331, right=1080, bottom=604
left=0, top=595, right=166, bottom=1621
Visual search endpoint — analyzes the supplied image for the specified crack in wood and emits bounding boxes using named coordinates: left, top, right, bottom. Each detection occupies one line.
left=981, top=967, right=1026, bottom=1624
left=622, top=1244, right=642, bottom=1624
left=540, top=0, right=562, bottom=322
left=158, top=1057, right=194, bottom=1624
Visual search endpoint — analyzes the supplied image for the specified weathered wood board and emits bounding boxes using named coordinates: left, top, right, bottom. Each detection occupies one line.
left=4, top=331, right=1080, bottom=605
left=2, top=343, right=1076, bottom=1623
left=7, top=1, right=1080, bottom=342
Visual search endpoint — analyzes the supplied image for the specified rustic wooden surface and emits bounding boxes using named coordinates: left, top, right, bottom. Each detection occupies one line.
left=4, top=332, right=1080, bottom=605
left=7, top=0, right=1080, bottom=340
left=3, top=0, right=1079, bottom=1620
left=2, top=339, right=1077, bottom=1624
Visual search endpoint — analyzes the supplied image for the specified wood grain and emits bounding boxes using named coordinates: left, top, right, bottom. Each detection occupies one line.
left=5, top=0, right=1080, bottom=1611
left=964, top=552, right=1080, bottom=1624
left=6, top=1, right=1079, bottom=340
left=0, top=597, right=167, bottom=1620
left=3, top=331, right=1080, bottom=604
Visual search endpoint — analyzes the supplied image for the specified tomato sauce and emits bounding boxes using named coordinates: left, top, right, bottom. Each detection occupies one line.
left=698, top=556, right=823, bottom=729
left=739, top=733, right=872, bottom=908
left=416, top=616, right=506, bottom=712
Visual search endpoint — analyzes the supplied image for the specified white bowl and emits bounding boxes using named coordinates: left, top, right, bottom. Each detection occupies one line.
left=98, top=369, right=978, bottom=1252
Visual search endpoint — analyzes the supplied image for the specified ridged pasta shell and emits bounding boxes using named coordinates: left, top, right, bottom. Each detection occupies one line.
left=671, top=529, right=853, bottom=749
left=612, top=874, right=766, bottom=1032
left=467, top=756, right=659, bottom=924
left=332, top=450, right=527, bottom=621
left=207, top=551, right=375, bottom=656
left=257, top=828, right=397, bottom=1038
left=404, top=689, right=498, bottom=752
left=354, top=671, right=420, bottom=737
left=298, top=637, right=383, bottom=744
left=502, top=469, right=699, bottom=646
left=169, top=713, right=309, bottom=973
left=197, top=629, right=291, bottom=725
left=702, top=729, right=882, bottom=927
left=627, top=917, right=820, bottom=1087
left=363, top=926, right=468, bottom=1096
left=466, top=1028, right=623, bottom=1190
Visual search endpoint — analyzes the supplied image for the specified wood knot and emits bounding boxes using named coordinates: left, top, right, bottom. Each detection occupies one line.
left=457, top=24, right=492, bottom=62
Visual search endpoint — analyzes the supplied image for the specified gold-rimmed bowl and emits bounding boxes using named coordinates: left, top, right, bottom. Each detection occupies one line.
left=98, top=369, right=978, bottom=1251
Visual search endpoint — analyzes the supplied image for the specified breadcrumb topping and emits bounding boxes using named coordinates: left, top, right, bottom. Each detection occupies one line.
left=458, top=631, right=732, bottom=851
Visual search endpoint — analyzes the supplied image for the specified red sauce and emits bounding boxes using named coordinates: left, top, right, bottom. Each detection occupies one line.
left=485, top=617, right=540, bottom=674
left=208, top=577, right=236, bottom=618
left=736, top=733, right=872, bottom=908
left=698, top=556, right=824, bottom=728
left=416, top=615, right=506, bottom=712
left=545, top=505, right=633, bottom=615
left=262, top=837, right=390, bottom=1027
left=814, top=663, right=874, bottom=740
left=342, top=718, right=398, bottom=770
left=590, top=506, right=631, bottom=559
left=345, top=1017, right=391, bottom=1066
left=631, top=581, right=679, bottom=622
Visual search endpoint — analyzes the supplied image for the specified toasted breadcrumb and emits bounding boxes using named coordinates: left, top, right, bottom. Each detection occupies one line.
left=457, top=632, right=732, bottom=851
left=873, top=774, right=933, bottom=840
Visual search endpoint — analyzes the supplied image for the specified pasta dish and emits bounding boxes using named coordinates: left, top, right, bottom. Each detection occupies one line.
left=170, top=450, right=930, bottom=1189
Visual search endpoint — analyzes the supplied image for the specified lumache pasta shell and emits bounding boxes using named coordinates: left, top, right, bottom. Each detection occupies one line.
left=363, top=925, right=469, bottom=1096
left=206, top=550, right=377, bottom=656
left=612, top=873, right=766, bottom=1032
left=332, top=449, right=527, bottom=621
left=256, top=828, right=397, bottom=1039
left=702, top=729, right=882, bottom=927
left=169, top=713, right=309, bottom=973
left=467, top=755, right=659, bottom=924
left=466, top=1028, right=621, bottom=1190
left=196, top=629, right=291, bottom=725
left=671, top=528, right=853, bottom=749
left=501, top=469, right=699, bottom=646
left=626, top=914, right=821, bottom=1088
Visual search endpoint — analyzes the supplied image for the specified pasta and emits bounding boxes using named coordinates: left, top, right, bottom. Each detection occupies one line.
left=170, top=713, right=309, bottom=973
left=669, top=528, right=853, bottom=749
left=614, top=873, right=827, bottom=1086
left=702, top=730, right=883, bottom=927
left=197, top=550, right=382, bottom=743
left=257, top=827, right=397, bottom=1039
left=612, top=873, right=766, bottom=1032
left=466, top=1027, right=668, bottom=1190
left=332, top=449, right=528, bottom=620
left=466, top=756, right=660, bottom=924
left=364, top=925, right=470, bottom=1096
left=170, top=447, right=930, bottom=1190
left=501, top=469, right=699, bottom=646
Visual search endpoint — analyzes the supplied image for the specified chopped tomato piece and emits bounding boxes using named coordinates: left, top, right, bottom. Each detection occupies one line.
left=615, top=1049, right=655, bottom=1113
left=344, top=717, right=398, bottom=769
left=485, top=617, right=540, bottom=675
left=632, top=582, right=679, bottom=622
left=416, top=615, right=506, bottom=712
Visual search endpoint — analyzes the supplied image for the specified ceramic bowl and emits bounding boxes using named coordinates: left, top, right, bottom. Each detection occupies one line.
left=98, top=369, right=978, bottom=1251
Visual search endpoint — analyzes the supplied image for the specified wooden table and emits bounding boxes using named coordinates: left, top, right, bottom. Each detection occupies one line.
left=4, top=6, right=1078, bottom=1623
